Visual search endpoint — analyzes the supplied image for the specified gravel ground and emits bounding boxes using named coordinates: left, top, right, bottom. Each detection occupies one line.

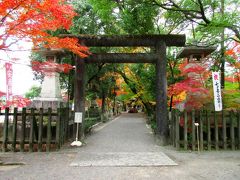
left=0, top=113, right=239, bottom=180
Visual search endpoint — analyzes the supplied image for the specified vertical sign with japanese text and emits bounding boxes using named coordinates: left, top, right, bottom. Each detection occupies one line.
left=5, top=63, right=13, bottom=100
left=212, top=72, right=222, bottom=111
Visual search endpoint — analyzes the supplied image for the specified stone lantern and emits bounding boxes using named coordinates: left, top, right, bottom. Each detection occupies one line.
left=177, top=46, right=216, bottom=79
left=177, top=46, right=216, bottom=62
left=33, top=48, right=65, bottom=109
left=175, top=46, right=216, bottom=111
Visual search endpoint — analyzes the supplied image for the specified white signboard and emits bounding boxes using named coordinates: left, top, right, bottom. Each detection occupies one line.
left=212, top=72, right=222, bottom=111
left=74, top=112, right=83, bottom=123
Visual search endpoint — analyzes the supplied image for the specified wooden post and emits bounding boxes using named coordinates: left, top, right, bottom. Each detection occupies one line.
left=74, top=56, right=86, bottom=141
left=222, top=110, right=227, bottom=150
left=67, top=108, right=71, bottom=139
left=3, top=107, right=9, bottom=152
left=29, top=108, right=35, bottom=152
left=207, top=111, right=211, bottom=150
left=191, top=110, right=196, bottom=151
left=65, top=106, right=69, bottom=141
left=230, top=111, right=235, bottom=150
left=175, top=111, right=180, bottom=150
left=12, top=108, right=18, bottom=152
left=38, top=108, right=43, bottom=152
left=70, top=110, right=74, bottom=139
left=184, top=111, right=188, bottom=150
left=200, top=110, right=204, bottom=151
left=20, top=108, right=26, bottom=152
left=46, top=108, right=52, bottom=152
left=60, top=106, right=63, bottom=145
left=238, top=110, right=240, bottom=149
left=171, top=110, right=175, bottom=146
left=155, top=41, right=168, bottom=145
left=214, top=111, right=219, bottom=150
left=56, top=108, right=61, bottom=150
left=59, top=109, right=62, bottom=146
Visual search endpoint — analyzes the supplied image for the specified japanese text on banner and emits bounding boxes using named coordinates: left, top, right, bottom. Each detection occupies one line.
left=212, top=72, right=222, bottom=111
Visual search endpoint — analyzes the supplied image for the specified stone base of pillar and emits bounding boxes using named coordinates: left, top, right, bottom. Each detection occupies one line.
left=31, top=99, right=67, bottom=110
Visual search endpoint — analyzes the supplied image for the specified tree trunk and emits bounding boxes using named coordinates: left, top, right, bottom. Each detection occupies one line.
left=220, top=0, right=225, bottom=89
left=101, top=90, right=106, bottom=113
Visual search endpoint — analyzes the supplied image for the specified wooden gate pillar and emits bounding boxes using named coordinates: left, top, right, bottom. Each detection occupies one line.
left=74, top=56, right=86, bottom=140
left=155, top=41, right=168, bottom=145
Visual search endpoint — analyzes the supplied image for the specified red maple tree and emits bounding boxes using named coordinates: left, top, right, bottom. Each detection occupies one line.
left=225, top=41, right=240, bottom=89
left=0, top=95, right=31, bottom=110
left=0, top=0, right=89, bottom=57
left=168, top=60, right=211, bottom=110
left=0, top=0, right=90, bottom=109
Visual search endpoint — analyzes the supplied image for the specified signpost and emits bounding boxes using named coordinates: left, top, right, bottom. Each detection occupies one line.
left=74, top=112, right=82, bottom=123
left=71, top=112, right=83, bottom=146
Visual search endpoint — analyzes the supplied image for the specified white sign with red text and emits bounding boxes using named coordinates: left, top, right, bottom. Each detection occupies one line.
left=212, top=72, right=222, bottom=111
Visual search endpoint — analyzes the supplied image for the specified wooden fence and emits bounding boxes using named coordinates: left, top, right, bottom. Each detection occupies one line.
left=170, top=109, right=240, bottom=151
left=0, top=107, right=73, bottom=152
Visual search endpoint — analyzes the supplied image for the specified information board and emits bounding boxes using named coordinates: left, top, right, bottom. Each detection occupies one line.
left=74, top=112, right=83, bottom=123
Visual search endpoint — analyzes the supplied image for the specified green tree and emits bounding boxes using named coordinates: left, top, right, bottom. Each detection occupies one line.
left=25, top=86, right=41, bottom=99
left=148, top=0, right=240, bottom=88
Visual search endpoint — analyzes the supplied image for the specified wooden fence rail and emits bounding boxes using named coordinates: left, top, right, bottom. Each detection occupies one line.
left=0, top=107, right=73, bottom=152
left=170, top=109, right=240, bottom=151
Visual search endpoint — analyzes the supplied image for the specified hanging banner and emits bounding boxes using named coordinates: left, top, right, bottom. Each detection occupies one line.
left=5, top=62, right=13, bottom=100
left=212, top=72, right=222, bottom=111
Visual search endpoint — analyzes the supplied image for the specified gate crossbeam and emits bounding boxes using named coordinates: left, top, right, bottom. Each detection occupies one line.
left=85, top=53, right=158, bottom=63
left=60, top=34, right=185, bottom=47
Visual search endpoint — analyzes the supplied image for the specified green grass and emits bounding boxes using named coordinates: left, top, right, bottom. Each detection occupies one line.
left=225, top=81, right=239, bottom=90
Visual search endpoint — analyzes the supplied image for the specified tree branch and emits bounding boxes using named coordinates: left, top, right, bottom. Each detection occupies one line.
left=196, top=0, right=210, bottom=24
left=87, top=63, right=105, bottom=84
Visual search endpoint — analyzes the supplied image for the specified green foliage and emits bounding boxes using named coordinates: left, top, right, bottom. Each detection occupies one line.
left=88, top=0, right=117, bottom=22
left=116, top=63, right=156, bottom=114
left=71, top=0, right=105, bottom=34
left=120, top=1, right=158, bottom=34
left=223, top=82, right=240, bottom=109
left=84, top=117, right=101, bottom=133
left=225, top=81, right=239, bottom=90
left=25, top=86, right=41, bottom=99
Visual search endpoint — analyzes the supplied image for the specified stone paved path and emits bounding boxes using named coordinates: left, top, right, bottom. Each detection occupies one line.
left=70, top=113, right=176, bottom=167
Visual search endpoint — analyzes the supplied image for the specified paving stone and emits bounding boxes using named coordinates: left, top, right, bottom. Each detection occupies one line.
left=70, top=113, right=177, bottom=167
left=70, top=152, right=177, bottom=167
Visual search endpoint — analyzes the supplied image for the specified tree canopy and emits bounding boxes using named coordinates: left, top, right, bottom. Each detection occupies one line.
left=1, top=0, right=240, bottom=111
left=0, top=0, right=88, bottom=57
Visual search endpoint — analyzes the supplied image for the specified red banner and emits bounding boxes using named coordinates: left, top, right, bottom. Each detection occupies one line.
left=5, top=62, right=13, bottom=100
